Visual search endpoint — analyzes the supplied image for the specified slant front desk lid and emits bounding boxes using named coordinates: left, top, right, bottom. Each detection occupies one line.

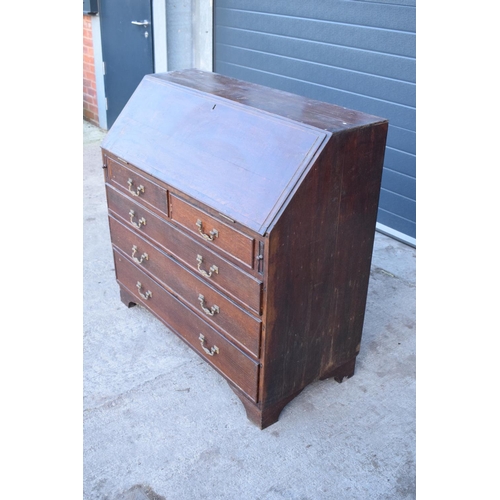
left=102, top=72, right=328, bottom=235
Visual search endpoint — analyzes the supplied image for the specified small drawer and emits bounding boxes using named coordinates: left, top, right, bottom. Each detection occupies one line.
left=106, top=156, right=168, bottom=214
left=106, top=185, right=263, bottom=314
left=113, top=251, right=260, bottom=402
left=109, top=215, right=262, bottom=357
left=170, top=194, right=254, bottom=268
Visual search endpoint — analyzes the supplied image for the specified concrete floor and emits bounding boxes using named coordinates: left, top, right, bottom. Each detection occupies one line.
left=83, top=119, right=416, bottom=500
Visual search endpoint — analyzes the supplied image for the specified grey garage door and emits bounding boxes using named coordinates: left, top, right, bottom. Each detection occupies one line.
left=214, top=0, right=416, bottom=244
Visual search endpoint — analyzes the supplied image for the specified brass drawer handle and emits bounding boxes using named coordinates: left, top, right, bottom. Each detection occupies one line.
left=196, top=219, right=219, bottom=241
left=196, top=254, right=218, bottom=278
left=198, top=294, right=219, bottom=316
left=127, top=178, right=145, bottom=197
left=136, top=281, right=152, bottom=300
left=199, top=334, right=219, bottom=356
left=129, top=209, right=146, bottom=229
left=131, top=245, right=148, bottom=264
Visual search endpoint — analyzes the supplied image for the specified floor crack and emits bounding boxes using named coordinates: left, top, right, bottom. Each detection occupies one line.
left=83, top=371, right=173, bottom=413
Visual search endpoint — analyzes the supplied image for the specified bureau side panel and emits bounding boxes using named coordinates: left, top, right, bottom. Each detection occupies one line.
left=261, top=122, right=388, bottom=404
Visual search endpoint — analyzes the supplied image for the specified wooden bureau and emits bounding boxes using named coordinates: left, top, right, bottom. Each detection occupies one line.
left=101, top=69, right=388, bottom=429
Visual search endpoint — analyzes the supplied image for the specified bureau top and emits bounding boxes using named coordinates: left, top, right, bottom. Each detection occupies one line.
left=154, top=69, right=386, bottom=133
left=102, top=70, right=387, bottom=235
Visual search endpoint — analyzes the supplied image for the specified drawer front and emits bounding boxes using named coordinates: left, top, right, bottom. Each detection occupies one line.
left=113, top=251, right=259, bottom=402
left=109, top=215, right=261, bottom=357
left=106, top=185, right=262, bottom=313
left=107, top=156, right=168, bottom=215
left=170, top=194, right=255, bottom=268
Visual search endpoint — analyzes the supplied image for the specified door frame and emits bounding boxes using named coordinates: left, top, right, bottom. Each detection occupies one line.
left=93, top=0, right=213, bottom=130
left=93, top=0, right=168, bottom=130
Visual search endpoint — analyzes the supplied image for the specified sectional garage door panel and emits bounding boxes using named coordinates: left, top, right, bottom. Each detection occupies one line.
left=214, top=0, right=416, bottom=242
left=381, top=170, right=415, bottom=202
left=216, top=0, right=416, bottom=31
left=384, top=146, right=415, bottom=178
left=216, top=26, right=416, bottom=83
left=215, top=4, right=416, bottom=57
left=388, top=126, right=416, bottom=156
left=377, top=209, right=415, bottom=240
left=216, top=45, right=415, bottom=106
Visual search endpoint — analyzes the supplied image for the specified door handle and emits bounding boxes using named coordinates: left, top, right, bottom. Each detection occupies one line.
left=131, top=20, right=150, bottom=26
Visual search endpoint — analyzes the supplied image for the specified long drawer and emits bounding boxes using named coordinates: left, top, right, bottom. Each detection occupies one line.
left=105, top=184, right=262, bottom=314
left=113, top=250, right=260, bottom=402
left=109, top=215, right=261, bottom=357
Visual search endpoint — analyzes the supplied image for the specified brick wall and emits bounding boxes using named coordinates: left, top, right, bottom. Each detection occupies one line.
left=83, top=15, right=99, bottom=126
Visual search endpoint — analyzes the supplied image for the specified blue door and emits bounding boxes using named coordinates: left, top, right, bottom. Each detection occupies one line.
left=214, top=0, right=416, bottom=244
left=100, top=0, right=154, bottom=128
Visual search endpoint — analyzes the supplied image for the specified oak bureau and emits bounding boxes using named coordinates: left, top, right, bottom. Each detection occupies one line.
left=101, top=69, right=388, bottom=429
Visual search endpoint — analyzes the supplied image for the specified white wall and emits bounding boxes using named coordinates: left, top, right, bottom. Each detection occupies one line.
left=164, top=0, right=213, bottom=71
left=153, top=0, right=168, bottom=72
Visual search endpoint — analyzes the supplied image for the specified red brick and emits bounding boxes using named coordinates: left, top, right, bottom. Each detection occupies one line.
left=83, top=94, right=95, bottom=105
left=83, top=15, right=100, bottom=127
left=84, top=86, right=97, bottom=98
left=83, top=78, right=95, bottom=89
left=84, top=107, right=98, bottom=119
left=83, top=109, right=98, bottom=124
left=85, top=101, right=98, bottom=113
